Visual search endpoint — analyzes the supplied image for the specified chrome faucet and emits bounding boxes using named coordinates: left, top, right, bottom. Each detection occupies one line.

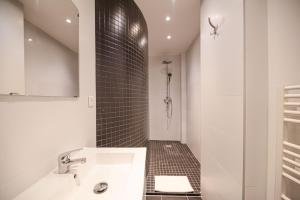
left=57, top=148, right=86, bottom=174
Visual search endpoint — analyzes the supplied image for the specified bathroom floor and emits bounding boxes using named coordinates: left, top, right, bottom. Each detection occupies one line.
left=146, top=195, right=201, bottom=200
left=146, top=141, right=201, bottom=196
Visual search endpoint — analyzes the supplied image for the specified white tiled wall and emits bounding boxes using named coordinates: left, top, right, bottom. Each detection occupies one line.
left=149, top=55, right=182, bottom=141
left=244, top=0, right=268, bottom=199
left=200, top=0, right=244, bottom=199
left=267, top=0, right=300, bottom=199
left=185, top=35, right=201, bottom=162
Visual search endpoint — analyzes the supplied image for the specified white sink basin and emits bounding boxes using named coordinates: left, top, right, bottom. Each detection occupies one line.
left=14, top=148, right=147, bottom=200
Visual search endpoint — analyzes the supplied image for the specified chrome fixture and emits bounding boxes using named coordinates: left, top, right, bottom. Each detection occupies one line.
left=208, top=17, right=218, bottom=38
left=208, top=16, right=223, bottom=39
left=73, top=173, right=81, bottom=186
left=162, top=60, right=173, bottom=124
left=57, top=148, right=86, bottom=174
left=93, top=182, right=108, bottom=194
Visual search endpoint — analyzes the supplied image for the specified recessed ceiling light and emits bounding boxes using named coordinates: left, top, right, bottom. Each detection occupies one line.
left=139, top=37, right=147, bottom=47
left=167, top=35, right=172, bottom=40
left=28, top=38, right=33, bottom=42
left=165, top=16, right=171, bottom=21
left=66, top=18, right=72, bottom=24
left=131, top=23, right=140, bottom=36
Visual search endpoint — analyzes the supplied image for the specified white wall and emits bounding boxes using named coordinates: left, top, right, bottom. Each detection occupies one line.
left=0, top=0, right=96, bottom=199
left=180, top=53, right=187, bottom=144
left=149, top=55, right=182, bottom=141
left=185, top=35, right=201, bottom=161
left=244, top=0, right=268, bottom=199
left=267, top=0, right=300, bottom=199
left=25, top=21, right=79, bottom=97
left=200, top=0, right=244, bottom=199
left=199, top=0, right=300, bottom=199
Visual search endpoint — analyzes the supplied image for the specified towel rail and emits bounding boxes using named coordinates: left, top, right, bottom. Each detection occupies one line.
left=283, top=149, right=300, bottom=159
left=284, top=110, right=300, bottom=115
left=282, top=86, right=300, bottom=198
left=284, top=102, right=300, bottom=106
left=282, top=172, right=300, bottom=185
left=284, top=94, right=300, bottom=98
left=284, top=118, right=300, bottom=124
left=283, top=165, right=300, bottom=176
left=283, top=157, right=300, bottom=168
left=285, top=85, right=300, bottom=90
left=283, top=141, right=300, bottom=150
left=281, top=194, right=291, bottom=200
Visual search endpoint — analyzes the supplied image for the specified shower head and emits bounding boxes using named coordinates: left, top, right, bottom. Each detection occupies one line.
left=162, top=60, right=172, bottom=65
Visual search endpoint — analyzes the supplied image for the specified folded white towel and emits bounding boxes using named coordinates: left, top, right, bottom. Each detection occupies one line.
left=154, top=176, right=194, bottom=193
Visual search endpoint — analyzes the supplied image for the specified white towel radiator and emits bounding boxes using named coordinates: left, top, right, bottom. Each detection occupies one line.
left=281, top=85, right=300, bottom=200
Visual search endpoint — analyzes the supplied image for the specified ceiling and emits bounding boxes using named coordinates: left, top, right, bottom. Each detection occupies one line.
left=19, top=0, right=79, bottom=52
left=18, top=0, right=199, bottom=55
left=134, top=0, right=200, bottom=57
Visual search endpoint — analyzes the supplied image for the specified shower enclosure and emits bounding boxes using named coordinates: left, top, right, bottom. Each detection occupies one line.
left=146, top=57, right=201, bottom=197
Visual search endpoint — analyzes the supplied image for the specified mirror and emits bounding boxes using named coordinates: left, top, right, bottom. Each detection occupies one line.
left=0, top=0, right=79, bottom=97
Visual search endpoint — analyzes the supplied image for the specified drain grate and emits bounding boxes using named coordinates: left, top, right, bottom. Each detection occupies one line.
left=93, top=182, right=108, bottom=194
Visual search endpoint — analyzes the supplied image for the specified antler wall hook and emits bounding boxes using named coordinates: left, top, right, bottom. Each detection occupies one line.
left=208, top=17, right=219, bottom=39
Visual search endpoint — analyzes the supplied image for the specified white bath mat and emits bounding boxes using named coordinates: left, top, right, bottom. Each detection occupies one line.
left=154, top=176, right=194, bottom=193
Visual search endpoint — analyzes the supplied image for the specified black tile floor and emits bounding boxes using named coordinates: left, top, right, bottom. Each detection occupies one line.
left=146, top=141, right=201, bottom=197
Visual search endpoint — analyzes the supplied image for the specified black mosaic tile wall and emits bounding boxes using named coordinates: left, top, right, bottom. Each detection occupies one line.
left=95, top=0, right=148, bottom=147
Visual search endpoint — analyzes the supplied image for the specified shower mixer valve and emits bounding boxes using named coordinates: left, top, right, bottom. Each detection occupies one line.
left=164, top=96, right=172, bottom=120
